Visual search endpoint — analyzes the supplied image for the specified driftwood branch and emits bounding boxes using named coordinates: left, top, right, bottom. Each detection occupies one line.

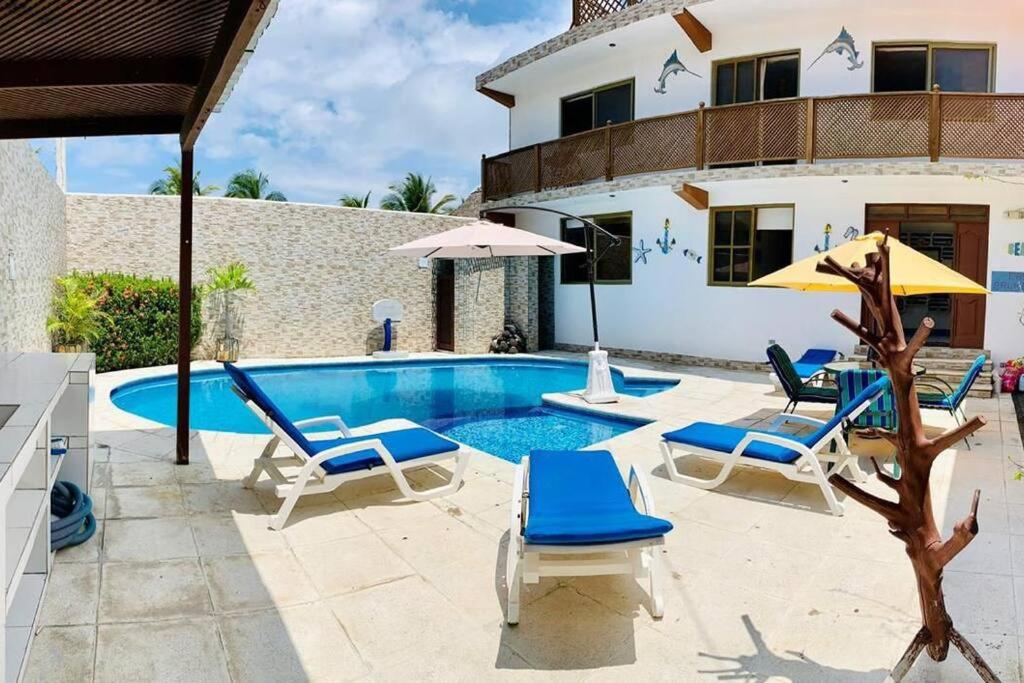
left=932, top=490, right=981, bottom=567
left=869, top=457, right=900, bottom=490
left=927, top=416, right=986, bottom=458
left=906, top=318, right=935, bottom=357
left=830, top=309, right=881, bottom=351
left=828, top=473, right=901, bottom=521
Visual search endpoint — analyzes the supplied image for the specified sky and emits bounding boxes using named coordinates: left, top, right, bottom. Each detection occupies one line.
left=52, top=0, right=570, bottom=207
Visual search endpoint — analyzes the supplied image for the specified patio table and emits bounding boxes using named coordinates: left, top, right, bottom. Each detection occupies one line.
left=823, top=360, right=926, bottom=377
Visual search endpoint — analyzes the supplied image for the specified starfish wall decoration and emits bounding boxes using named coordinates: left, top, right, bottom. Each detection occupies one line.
left=634, top=239, right=652, bottom=265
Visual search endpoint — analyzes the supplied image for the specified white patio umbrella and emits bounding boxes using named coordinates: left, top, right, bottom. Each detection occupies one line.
left=390, top=217, right=619, bottom=404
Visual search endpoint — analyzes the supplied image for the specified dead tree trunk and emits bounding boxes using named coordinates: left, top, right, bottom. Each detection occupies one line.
left=815, top=238, right=998, bottom=682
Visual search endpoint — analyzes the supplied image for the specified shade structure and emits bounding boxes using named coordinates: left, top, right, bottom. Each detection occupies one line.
left=748, top=233, right=990, bottom=295
left=388, top=220, right=586, bottom=258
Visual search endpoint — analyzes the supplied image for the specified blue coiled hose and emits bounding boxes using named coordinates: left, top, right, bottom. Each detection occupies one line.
left=51, top=481, right=96, bottom=551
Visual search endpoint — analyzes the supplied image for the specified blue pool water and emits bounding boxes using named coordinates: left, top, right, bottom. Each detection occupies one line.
left=111, top=358, right=674, bottom=462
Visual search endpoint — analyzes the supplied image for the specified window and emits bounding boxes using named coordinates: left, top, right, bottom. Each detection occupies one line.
left=709, top=206, right=794, bottom=285
left=560, top=213, right=632, bottom=284
left=560, top=81, right=634, bottom=137
left=713, top=52, right=799, bottom=106
left=873, top=44, right=994, bottom=93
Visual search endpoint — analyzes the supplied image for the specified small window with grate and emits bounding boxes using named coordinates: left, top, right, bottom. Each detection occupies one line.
left=709, top=206, right=794, bottom=286
left=560, top=213, right=633, bottom=285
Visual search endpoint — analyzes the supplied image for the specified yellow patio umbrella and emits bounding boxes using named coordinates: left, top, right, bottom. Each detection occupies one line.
left=748, top=233, right=989, bottom=295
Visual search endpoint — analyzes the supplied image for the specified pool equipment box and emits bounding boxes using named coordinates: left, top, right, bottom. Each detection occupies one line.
left=371, top=299, right=409, bottom=359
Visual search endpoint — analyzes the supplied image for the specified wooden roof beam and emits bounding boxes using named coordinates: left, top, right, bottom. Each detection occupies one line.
left=0, top=115, right=183, bottom=140
left=0, top=58, right=204, bottom=89
left=478, top=87, right=515, bottom=108
left=674, top=10, right=712, bottom=53
left=676, top=183, right=709, bottom=210
left=181, top=0, right=272, bottom=150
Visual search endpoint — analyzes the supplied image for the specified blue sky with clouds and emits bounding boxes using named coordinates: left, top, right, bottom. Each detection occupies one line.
left=55, top=0, right=569, bottom=206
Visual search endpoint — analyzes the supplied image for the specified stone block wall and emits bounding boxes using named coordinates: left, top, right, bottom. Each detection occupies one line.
left=0, top=141, right=66, bottom=352
left=504, top=256, right=539, bottom=351
left=65, top=195, right=502, bottom=359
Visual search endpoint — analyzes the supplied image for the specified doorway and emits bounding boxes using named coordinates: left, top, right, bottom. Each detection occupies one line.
left=435, top=261, right=455, bottom=351
left=865, top=204, right=989, bottom=348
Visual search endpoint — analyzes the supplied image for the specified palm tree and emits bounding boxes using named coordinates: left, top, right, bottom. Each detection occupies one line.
left=379, top=173, right=456, bottom=214
left=224, top=169, right=287, bottom=201
left=149, top=163, right=219, bottom=196
left=339, top=191, right=372, bottom=208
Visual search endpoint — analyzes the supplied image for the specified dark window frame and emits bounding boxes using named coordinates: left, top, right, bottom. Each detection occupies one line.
left=560, top=212, right=633, bottom=285
left=559, top=79, right=636, bottom=137
left=707, top=205, right=795, bottom=287
left=871, top=42, right=996, bottom=93
left=711, top=50, right=801, bottom=106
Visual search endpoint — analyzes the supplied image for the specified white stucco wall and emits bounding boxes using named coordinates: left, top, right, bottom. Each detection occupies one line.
left=513, top=174, right=1024, bottom=366
left=497, top=0, right=1024, bottom=150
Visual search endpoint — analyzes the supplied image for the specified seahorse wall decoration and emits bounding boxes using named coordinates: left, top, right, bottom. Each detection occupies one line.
left=654, top=50, right=702, bottom=94
left=809, top=27, right=864, bottom=71
left=656, top=219, right=676, bottom=254
left=843, top=226, right=860, bottom=240
left=814, top=223, right=833, bottom=253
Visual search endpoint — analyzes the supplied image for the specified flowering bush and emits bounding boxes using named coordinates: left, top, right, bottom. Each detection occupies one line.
left=64, top=272, right=203, bottom=373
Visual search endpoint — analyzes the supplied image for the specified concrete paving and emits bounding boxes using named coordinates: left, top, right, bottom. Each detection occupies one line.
left=25, top=353, right=1024, bottom=682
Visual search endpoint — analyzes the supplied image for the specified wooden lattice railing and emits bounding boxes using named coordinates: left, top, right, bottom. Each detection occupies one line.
left=481, top=90, right=1024, bottom=201
left=572, top=0, right=647, bottom=27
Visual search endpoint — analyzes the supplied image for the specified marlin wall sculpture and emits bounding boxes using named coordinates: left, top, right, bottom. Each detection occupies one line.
left=655, top=50, right=701, bottom=94
left=809, top=27, right=864, bottom=71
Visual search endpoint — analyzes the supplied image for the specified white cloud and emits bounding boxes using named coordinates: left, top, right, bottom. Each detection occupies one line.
left=67, top=0, right=568, bottom=207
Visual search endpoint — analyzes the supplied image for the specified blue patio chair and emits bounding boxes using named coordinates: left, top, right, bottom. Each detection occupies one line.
left=792, top=348, right=841, bottom=379
left=917, top=354, right=987, bottom=450
left=506, top=449, right=673, bottom=625
left=836, top=369, right=897, bottom=437
left=660, top=376, right=890, bottom=516
left=223, top=363, right=471, bottom=530
left=767, top=344, right=838, bottom=413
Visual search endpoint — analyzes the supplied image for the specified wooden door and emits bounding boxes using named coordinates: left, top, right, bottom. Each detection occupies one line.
left=435, top=262, right=455, bottom=351
left=951, top=222, right=988, bottom=348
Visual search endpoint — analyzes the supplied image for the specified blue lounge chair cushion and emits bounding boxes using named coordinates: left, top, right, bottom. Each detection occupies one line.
left=662, top=423, right=804, bottom=464
left=308, top=427, right=458, bottom=474
left=793, top=348, right=838, bottom=379
left=524, top=450, right=673, bottom=546
left=224, top=363, right=316, bottom=453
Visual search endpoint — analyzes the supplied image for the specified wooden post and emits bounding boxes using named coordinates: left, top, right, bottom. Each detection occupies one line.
left=534, top=144, right=542, bottom=192
left=804, top=97, right=816, bottom=164
left=480, top=154, right=488, bottom=201
left=695, top=102, right=706, bottom=170
left=929, top=84, right=942, bottom=163
left=604, top=120, right=613, bottom=182
left=571, top=0, right=580, bottom=27
left=176, top=146, right=194, bottom=466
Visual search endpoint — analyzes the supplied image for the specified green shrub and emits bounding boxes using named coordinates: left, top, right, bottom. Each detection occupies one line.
left=65, top=272, right=203, bottom=373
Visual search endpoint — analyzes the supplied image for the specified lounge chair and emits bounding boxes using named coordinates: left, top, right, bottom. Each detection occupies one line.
left=792, top=348, right=841, bottom=379
left=836, top=369, right=897, bottom=437
left=659, top=376, right=890, bottom=516
left=917, top=354, right=987, bottom=449
left=223, top=363, right=470, bottom=530
left=767, top=344, right=838, bottom=413
left=506, top=450, right=673, bottom=625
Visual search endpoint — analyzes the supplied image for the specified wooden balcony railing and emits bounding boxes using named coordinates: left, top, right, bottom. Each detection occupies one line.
left=572, top=0, right=646, bottom=27
left=481, top=90, right=1024, bottom=202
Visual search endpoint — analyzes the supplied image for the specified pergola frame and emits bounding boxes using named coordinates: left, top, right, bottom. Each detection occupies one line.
left=0, top=0, right=278, bottom=464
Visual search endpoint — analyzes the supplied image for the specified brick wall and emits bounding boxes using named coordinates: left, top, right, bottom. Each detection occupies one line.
left=0, top=141, right=66, bottom=352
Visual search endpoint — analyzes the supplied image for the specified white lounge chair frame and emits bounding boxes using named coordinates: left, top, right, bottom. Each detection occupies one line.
left=660, top=410, right=872, bottom=517
left=233, top=387, right=470, bottom=530
left=506, top=455, right=666, bottom=625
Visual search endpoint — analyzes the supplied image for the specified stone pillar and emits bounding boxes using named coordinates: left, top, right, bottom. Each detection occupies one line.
left=504, top=257, right=539, bottom=352
left=454, top=258, right=504, bottom=354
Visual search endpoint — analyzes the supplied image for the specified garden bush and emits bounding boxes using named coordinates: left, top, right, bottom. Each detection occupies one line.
left=66, top=272, right=203, bottom=373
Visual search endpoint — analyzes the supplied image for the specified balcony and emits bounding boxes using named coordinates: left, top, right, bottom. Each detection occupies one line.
left=572, top=0, right=648, bottom=27
left=481, top=91, right=1024, bottom=202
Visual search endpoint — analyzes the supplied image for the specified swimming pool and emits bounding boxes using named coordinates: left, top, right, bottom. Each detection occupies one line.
left=110, top=358, right=675, bottom=462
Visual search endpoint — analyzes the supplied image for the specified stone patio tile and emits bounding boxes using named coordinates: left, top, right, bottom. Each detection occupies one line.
left=54, top=519, right=102, bottom=563
left=944, top=570, right=1016, bottom=635
left=107, top=484, right=185, bottom=518
left=202, top=552, right=320, bottom=613
left=94, top=617, right=230, bottom=683
left=378, top=515, right=497, bottom=575
left=948, top=531, right=1012, bottom=576
left=115, top=431, right=176, bottom=458
left=218, top=604, right=368, bottom=682
left=99, top=559, right=211, bottom=622
left=292, top=533, right=414, bottom=597
left=103, top=517, right=197, bottom=562
left=181, top=481, right=266, bottom=515
left=345, top=492, right=446, bottom=531
left=107, top=460, right=177, bottom=487
left=905, top=632, right=1021, bottom=682
left=22, top=625, right=96, bottom=683
left=413, top=471, right=510, bottom=515
left=39, top=563, right=99, bottom=626
left=191, top=512, right=289, bottom=556
left=278, top=503, right=371, bottom=547
left=328, top=576, right=480, bottom=666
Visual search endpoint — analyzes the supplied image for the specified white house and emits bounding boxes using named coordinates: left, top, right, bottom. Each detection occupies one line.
left=476, top=0, right=1024, bottom=386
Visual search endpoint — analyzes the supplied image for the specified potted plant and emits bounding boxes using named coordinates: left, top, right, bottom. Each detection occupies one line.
left=47, top=276, right=110, bottom=353
left=204, top=262, right=255, bottom=362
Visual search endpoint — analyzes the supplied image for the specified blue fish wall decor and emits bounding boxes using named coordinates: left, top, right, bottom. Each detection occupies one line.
left=809, top=27, right=864, bottom=71
left=682, top=249, right=703, bottom=264
left=655, top=50, right=701, bottom=94
left=656, top=219, right=676, bottom=254
left=634, top=239, right=652, bottom=265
